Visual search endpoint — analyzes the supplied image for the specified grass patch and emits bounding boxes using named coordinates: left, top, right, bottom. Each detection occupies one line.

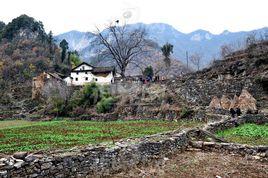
left=0, top=120, right=38, bottom=129
left=0, top=119, right=202, bottom=153
left=216, top=123, right=268, bottom=146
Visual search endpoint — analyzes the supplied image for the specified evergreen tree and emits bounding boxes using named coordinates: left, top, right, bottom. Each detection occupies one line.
left=0, top=21, right=5, bottom=40
left=69, top=52, right=81, bottom=67
left=48, top=31, right=55, bottom=61
left=1, top=14, right=47, bottom=40
left=0, top=21, right=5, bottom=32
left=143, top=66, right=154, bottom=79
left=161, top=43, right=173, bottom=67
left=59, top=39, right=69, bottom=62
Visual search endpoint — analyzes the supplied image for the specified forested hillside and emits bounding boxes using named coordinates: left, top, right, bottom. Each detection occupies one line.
left=0, top=15, right=66, bottom=111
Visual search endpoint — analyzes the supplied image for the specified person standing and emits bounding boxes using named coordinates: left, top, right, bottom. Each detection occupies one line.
left=236, top=108, right=242, bottom=117
left=230, top=108, right=236, bottom=118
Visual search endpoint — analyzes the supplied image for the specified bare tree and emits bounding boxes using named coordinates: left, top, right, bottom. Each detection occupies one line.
left=220, top=44, right=235, bottom=58
left=246, top=32, right=257, bottom=47
left=190, top=53, right=202, bottom=71
left=93, top=22, right=151, bottom=78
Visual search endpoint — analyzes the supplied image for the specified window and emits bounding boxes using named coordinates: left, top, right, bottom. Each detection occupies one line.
left=76, top=72, right=79, bottom=75
left=82, top=66, right=85, bottom=70
left=95, top=78, right=98, bottom=81
left=85, top=77, right=88, bottom=81
left=85, top=72, right=88, bottom=74
left=75, top=78, right=78, bottom=81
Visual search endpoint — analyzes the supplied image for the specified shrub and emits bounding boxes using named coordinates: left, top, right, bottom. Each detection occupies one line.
left=143, top=66, right=154, bottom=78
left=96, top=97, right=116, bottom=113
left=68, top=90, right=83, bottom=109
left=180, top=107, right=192, bottom=118
left=69, top=106, right=87, bottom=117
left=100, top=85, right=111, bottom=98
left=82, top=82, right=101, bottom=106
left=47, top=96, right=66, bottom=116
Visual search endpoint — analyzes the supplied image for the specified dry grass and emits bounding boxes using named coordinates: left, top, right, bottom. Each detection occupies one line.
left=0, top=120, right=37, bottom=129
left=112, top=150, right=268, bottom=178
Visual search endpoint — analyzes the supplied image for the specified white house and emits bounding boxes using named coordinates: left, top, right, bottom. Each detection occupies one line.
left=64, top=62, right=116, bottom=86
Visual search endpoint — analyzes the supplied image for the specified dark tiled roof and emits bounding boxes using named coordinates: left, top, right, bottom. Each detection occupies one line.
left=92, top=67, right=115, bottom=74
left=47, top=72, right=64, bottom=80
left=71, top=62, right=115, bottom=74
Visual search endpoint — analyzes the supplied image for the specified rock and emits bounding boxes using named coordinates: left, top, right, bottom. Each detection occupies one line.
left=203, top=142, right=215, bottom=146
left=209, top=96, right=221, bottom=109
left=190, top=141, right=203, bottom=148
left=0, top=171, right=7, bottom=176
left=41, top=162, right=52, bottom=170
left=220, top=95, right=231, bottom=110
left=14, top=160, right=25, bottom=168
left=0, top=158, right=7, bottom=163
left=29, top=173, right=39, bottom=178
left=252, top=155, right=261, bottom=160
left=6, top=158, right=15, bottom=166
left=163, top=157, right=169, bottom=161
left=25, top=154, right=38, bottom=162
left=13, top=151, right=28, bottom=159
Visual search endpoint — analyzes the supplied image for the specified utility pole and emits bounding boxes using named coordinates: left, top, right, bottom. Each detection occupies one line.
left=186, top=51, right=189, bottom=70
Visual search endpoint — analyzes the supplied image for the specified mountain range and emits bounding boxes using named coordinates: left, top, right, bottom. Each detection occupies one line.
left=55, top=23, right=268, bottom=67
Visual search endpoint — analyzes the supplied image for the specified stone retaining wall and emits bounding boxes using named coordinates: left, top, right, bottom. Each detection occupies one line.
left=204, top=114, right=268, bottom=133
left=1, top=114, right=267, bottom=177
left=190, top=141, right=268, bottom=161
left=110, top=81, right=143, bottom=95
left=0, top=131, right=189, bottom=178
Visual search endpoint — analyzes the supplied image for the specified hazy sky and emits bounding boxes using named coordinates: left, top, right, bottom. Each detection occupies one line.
left=0, top=0, right=267, bottom=35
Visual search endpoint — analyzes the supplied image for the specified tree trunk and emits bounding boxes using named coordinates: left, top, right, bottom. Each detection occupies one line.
left=120, top=67, right=126, bottom=79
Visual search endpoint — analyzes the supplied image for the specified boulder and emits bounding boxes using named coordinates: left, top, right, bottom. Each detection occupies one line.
left=238, top=89, right=257, bottom=113
left=13, top=151, right=28, bottom=160
left=220, top=95, right=231, bottom=110
left=209, top=96, right=221, bottom=109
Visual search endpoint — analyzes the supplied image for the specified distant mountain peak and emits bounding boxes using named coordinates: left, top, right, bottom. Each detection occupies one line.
left=221, top=30, right=231, bottom=35
left=55, top=23, right=267, bottom=67
left=189, top=30, right=213, bottom=41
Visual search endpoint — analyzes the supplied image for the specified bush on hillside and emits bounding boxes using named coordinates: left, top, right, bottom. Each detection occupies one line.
left=47, top=96, right=66, bottom=116
left=82, top=82, right=102, bottom=107
left=96, top=97, right=116, bottom=113
left=180, top=107, right=192, bottom=118
left=100, top=85, right=111, bottom=98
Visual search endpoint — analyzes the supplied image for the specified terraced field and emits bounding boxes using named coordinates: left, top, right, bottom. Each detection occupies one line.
left=0, top=119, right=202, bottom=153
left=216, top=123, right=268, bottom=145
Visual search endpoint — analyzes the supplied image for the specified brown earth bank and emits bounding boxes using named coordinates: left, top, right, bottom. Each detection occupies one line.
left=112, top=150, right=268, bottom=178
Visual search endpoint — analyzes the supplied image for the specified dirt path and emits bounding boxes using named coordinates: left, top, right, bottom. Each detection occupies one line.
left=112, top=150, right=268, bottom=178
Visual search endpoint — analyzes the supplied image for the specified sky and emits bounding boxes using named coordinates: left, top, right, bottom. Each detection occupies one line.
left=0, top=0, right=267, bottom=35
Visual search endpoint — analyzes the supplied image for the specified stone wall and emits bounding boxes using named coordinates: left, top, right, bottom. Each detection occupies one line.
left=0, top=130, right=189, bottom=178
left=190, top=141, right=268, bottom=161
left=203, top=114, right=268, bottom=133
left=110, top=81, right=143, bottom=95
left=1, top=114, right=267, bottom=177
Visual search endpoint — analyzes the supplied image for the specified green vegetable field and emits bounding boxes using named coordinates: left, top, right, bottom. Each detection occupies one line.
left=0, top=120, right=201, bottom=153
left=217, top=123, right=268, bottom=145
